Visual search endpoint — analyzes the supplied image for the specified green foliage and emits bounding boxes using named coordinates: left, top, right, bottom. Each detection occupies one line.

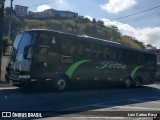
left=2, top=36, right=12, bottom=46
left=120, top=36, right=141, bottom=49
left=3, top=13, right=147, bottom=50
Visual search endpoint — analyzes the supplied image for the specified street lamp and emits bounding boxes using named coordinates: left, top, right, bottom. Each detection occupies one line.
left=8, top=0, right=13, bottom=41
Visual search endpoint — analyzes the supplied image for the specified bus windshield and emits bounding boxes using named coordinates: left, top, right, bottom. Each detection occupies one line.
left=13, top=33, right=23, bottom=50
left=9, top=32, right=34, bottom=72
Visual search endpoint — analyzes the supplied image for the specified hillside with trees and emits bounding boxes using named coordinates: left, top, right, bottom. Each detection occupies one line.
left=3, top=8, right=148, bottom=50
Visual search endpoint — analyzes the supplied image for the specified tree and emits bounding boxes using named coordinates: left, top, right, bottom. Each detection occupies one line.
left=4, top=7, right=11, bottom=15
left=2, top=36, right=12, bottom=45
left=146, top=44, right=156, bottom=50
left=2, top=36, right=12, bottom=55
left=92, top=18, right=96, bottom=23
left=110, top=25, right=118, bottom=32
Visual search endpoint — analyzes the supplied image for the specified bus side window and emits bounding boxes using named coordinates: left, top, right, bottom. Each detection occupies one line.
left=147, top=55, right=153, bottom=64
left=142, top=54, right=146, bottom=63
left=105, top=48, right=111, bottom=60
left=50, top=36, right=59, bottom=50
left=99, top=48, right=104, bottom=59
left=37, top=33, right=52, bottom=46
left=70, top=40, right=80, bottom=59
left=126, top=51, right=131, bottom=62
left=102, top=49, right=106, bottom=59
left=129, top=52, right=134, bottom=62
left=123, top=51, right=129, bottom=62
left=151, top=55, right=156, bottom=64
left=84, top=48, right=91, bottom=58
left=92, top=45, right=100, bottom=59
left=61, top=38, right=71, bottom=56
left=118, top=50, right=123, bottom=61
left=135, top=53, right=138, bottom=63
left=110, top=48, right=117, bottom=60
left=48, top=36, right=61, bottom=62
left=84, top=42, right=92, bottom=58
left=78, top=44, right=84, bottom=56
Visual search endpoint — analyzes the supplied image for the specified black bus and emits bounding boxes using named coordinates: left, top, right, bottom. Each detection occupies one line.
left=5, top=29, right=156, bottom=91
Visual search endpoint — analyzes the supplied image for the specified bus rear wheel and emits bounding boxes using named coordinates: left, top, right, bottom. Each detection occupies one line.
left=54, top=76, right=67, bottom=92
left=124, top=77, right=132, bottom=88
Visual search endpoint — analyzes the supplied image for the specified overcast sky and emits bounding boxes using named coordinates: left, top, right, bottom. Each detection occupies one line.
left=4, top=0, right=160, bottom=48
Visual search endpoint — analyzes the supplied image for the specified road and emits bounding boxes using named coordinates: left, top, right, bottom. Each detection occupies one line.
left=0, top=83, right=160, bottom=120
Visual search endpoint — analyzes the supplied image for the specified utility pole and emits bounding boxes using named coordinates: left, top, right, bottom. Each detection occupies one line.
left=0, top=0, right=5, bottom=82
left=8, top=0, right=13, bottom=41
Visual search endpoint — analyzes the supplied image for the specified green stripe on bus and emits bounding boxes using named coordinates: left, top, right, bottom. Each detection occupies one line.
left=66, top=60, right=91, bottom=79
left=131, top=66, right=143, bottom=79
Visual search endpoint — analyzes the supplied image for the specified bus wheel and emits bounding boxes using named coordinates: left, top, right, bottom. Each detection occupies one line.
left=54, top=76, right=67, bottom=92
left=134, top=77, right=142, bottom=88
left=124, top=77, right=132, bottom=88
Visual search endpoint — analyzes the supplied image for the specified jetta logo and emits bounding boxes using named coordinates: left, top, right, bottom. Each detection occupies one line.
left=96, top=61, right=127, bottom=70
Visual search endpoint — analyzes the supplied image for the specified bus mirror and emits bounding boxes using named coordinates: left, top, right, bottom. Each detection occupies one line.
left=3, top=45, right=12, bottom=56
left=23, top=46, right=31, bottom=59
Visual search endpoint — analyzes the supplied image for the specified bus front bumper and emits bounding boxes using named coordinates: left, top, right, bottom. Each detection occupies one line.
left=5, top=74, right=30, bottom=87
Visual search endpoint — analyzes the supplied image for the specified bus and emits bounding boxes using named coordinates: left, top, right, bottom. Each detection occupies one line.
left=5, top=29, right=156, bottom=91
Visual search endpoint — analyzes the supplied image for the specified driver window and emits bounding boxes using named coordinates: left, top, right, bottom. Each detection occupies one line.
left=37, top=33, right=53, bottom=46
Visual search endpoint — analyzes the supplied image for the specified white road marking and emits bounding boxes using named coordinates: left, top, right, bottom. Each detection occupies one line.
left=130, top=99, right=146, bottom=102
left=60, top=96, right=160, bottom=111
left=136, top=118, right=151, bottom=120
left=93, top=96, right=160, bottom=106
left=38, top=117, right=128, bottom=120
left=91, top=104, right=113, bottom=107
left=111, top=106, right=160, bottom=110
left=71, top=117, right=126, bottom=119
left=150, top=101, right=160, bottom=104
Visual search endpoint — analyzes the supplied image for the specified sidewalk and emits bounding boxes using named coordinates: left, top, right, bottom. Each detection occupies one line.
left=0, top=82, right=13, bottom=87
left=1, top=56, right=9, bottom=83
left=155, top=80, right=160, bottom=85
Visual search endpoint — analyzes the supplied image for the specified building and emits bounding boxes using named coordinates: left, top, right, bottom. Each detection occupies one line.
left=29, top=9, right=78, bottom=19
left=155, top=49, right=160, bottom=81
left=14, top=5, right=28, bottom=17
left=58, top=10, right=78, bottom=18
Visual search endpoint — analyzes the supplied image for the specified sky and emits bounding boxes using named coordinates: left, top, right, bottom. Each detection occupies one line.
left=4, top=0, right=160, bottom=48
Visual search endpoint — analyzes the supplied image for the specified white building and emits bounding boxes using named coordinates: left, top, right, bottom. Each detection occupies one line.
left=14, top=5, right=28, bottom=17
left=30, top=9, right=78, bottom=19
left=58, top=10, right=78, bottom=18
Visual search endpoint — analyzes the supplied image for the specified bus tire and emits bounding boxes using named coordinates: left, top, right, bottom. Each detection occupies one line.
left=134, top=77, right=142, bottom=88
left=54, top=76, right=67, bottom=92
left=124, top=77, right=132, bottom=88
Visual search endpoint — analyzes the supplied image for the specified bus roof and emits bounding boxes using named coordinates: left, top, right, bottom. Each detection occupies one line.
left=21, top=29, right=155, bottom=55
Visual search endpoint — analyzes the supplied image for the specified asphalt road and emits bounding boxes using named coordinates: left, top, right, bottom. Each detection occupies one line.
left=0, top=83, right=160, bottom=120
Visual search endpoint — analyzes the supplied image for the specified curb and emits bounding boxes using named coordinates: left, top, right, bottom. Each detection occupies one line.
left=0, top=82, right=13, bottom=87
left=155, top=81, right=160, bottom=85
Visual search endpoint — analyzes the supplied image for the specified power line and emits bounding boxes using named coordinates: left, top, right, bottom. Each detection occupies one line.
left=28, top=0, right=60, bottom=8
left=112, top=5, right=160, bottom=21
left=121, top=11, right=160, bottom=23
